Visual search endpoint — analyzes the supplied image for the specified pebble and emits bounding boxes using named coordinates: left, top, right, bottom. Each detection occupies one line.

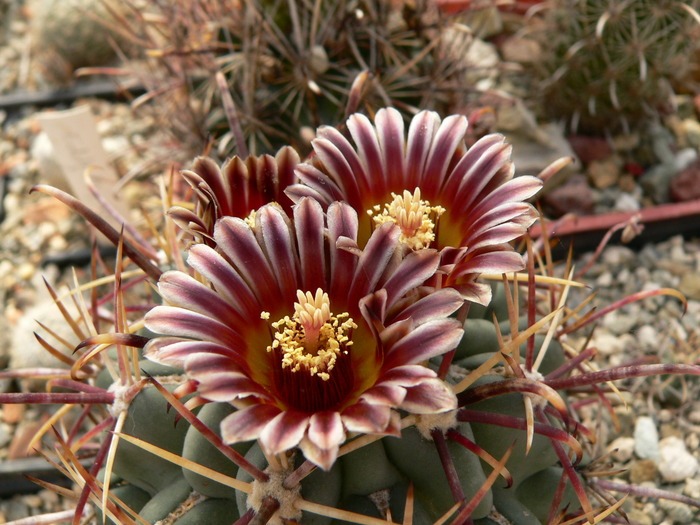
left=607, top=436, right=635, bottom=463
left=636, top=325, right=660, bottom=351
left=658, top=436, right=699, bottom=483
left=629, top=459, right=659, bottom=484
left=627, top=508, right=653, bottom=525
left=659, top=499, right=694, bottom=524
left=587, top=156, right=621, bottom=189
left=614, top=191, right=641, bottom=212
left=634, top=416, right=660, bottom=461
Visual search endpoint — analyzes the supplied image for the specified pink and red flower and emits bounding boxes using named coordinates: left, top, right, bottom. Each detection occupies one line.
left=287, top=107, right=543, bottom=304
left=144, top=198, right=463, bottom=469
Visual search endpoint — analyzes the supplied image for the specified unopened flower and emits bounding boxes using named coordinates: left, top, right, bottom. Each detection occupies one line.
left=169, top=146, right=300, bottom=244
left=287, top=108, right=543, bottom=304
left=144, top=198, right=463, bottom=470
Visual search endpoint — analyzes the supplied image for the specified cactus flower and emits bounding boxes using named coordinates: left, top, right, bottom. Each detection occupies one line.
left=144, top=198, right=463, bottom=470
left=287, top=107, right=543, bottom=304
left=168, top=146, right=300, bottom=244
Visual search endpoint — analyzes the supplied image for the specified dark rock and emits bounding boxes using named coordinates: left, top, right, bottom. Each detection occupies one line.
left=567, top=135, right=613, bottom=165
left=670, top=159, right=700, bottom=202
left=541, top=174, right=594, bottom=218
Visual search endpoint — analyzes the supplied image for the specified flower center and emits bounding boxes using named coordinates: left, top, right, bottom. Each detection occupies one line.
left=265, top=289, right=357, bottom=381
left=368, top=188, right=445, bottom=250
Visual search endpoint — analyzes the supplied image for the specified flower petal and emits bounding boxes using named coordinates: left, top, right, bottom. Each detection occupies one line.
left=381, top=248, right=440, bottom=308
left=391, top=288, right=464, bottom=324
left=294, top=197, right=326, bottom=292
left=259, top=410, right=310, bottom=454
left=347, top=112, right=386, bottom=193
left=400, top=378, right=457, bottom=413
left=307, top=411, right=345, bottom=452
left=221, top=404, right=282, bottom=444
left=327, top=202, right=359, bottom=298
left=144, top=338, right=243, bottom=370
left=310, top=136, right=363, bottom=204
left=256, top=204, right=298, bottom=300
left=405, top=110, right=440, bottom=189
left=214, top=215, right=279, bottom=303
left=157, top=271, right=247, bottom=326
left=185, top=354, right=271, bottom=402
left=349, top=222, right=400, bottom=303
left=359, top=384, right=407, bottom=407
left=422, top=114, right=468, bottom=194
left=384, top=318, right=464, bottom=369
left=341, top=402, right=393, bottom=434
left=317, top=124, right=373, bottom=198
left=376, top=107, right=406, bottom=189
left=187, top=244, right=260, bottom=318
left=144, top=306, right=245, bottom=350
left=299, top=436, right=339, bottom=471
left=293, top=164, right=342, bottom=205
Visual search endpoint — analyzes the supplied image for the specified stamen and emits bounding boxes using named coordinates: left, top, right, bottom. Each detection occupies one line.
left=266, top=289, right=357, bottom=381
left=368, top=188, right=445, bottom=250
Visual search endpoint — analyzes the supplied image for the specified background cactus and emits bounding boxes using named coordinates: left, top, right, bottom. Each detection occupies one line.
left=31, top=0, right=129, bottom=81
left=93, top=0, right=495, bottom=160
left=529, top=0, right=700, bottom=136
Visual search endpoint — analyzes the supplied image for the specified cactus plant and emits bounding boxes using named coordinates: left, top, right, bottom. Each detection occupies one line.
left=531, top=0, right=700, bottom=135
left=4, top=107, right=700, bottom=525
left=85, top=0, right=498, bottom=160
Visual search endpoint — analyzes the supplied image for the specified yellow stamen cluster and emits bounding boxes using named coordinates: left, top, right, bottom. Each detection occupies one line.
left=266, top=289, right=357, bottom=381
left=368, top=188, right=445, bottom=250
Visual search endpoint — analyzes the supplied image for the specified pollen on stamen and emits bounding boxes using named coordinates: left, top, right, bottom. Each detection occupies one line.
left=368, top=188, right=445, bottom=250
left=265, top=289, right=357, bottom=381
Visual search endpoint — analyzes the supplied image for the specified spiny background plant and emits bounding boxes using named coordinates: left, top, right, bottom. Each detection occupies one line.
left=82, top=0, right=493, bottom=160
left=4, top=109, right=700, bottom=525
left=529, top=0, right=700, bottom=135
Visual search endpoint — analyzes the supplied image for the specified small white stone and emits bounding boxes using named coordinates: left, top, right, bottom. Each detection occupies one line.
left=685, top=477, right=700, bottom=499
left=596, top=271, right=613, bottom=287
left=591, top=331, right=625, bottom=355
left=607, top=436, right=635, bottom=463
left=658, top=436, right=699, bottom=483
left=636, top=325, right=659, bottom=351
left=614, top=192, right=640, bottom=212
left=634, top=416, right=660, bottom=461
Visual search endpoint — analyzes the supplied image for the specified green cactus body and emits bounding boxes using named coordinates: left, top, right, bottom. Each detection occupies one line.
left=94, top=481, right=151, bottom=525
left=112, top=384, right=191, bottom=495
left=383, top=423, right=493, bottom=520
left=181, top=402, right=253, bottom=498
left=137, top=477, right=193, bottom=522
left=465, top=375, right=561, bottom=490
left=514, top=466, right=581, bottom=522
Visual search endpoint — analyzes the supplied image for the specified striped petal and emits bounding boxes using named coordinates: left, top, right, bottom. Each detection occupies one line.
left=400, top=378, right=457, bottom=413
left=256, top=204, right=298, bottom=300
left=376, top=108, right=406, bottom=189
left=214, top=216, right=279, bottom=303
left=405, top=110, right=440, bottom=189
left=187, top=244, right=260, bottom=318
left=307, top=411, right=345, bottom=452
left=221, top=404, right=282, bottom=444
left=299, top=437, right=339, bottom=471
left=342, top=403, right=393, bottom=434
left=381, top=248, right=440, bottom=308
left=384, top=318, right=464, bottom=369
left=145, top=306, right=245, bottom=350
left=294, top=197, right=326, bottom=292
left=347, top=112, right=386, bottom=193
left=259, top=410, right=310, bottom=454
